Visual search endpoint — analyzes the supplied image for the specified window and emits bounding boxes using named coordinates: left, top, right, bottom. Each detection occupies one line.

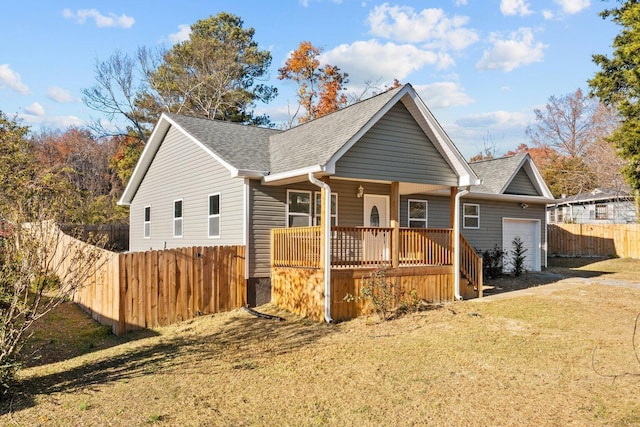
left=595, top=204, right=609, bottom=220
left=463, top=203, right=480, bottom=229
left=173, top=199, right=183, bottom=237
left=287, top=190, right=311, bottom=227
left=314, top=193, right=338, bottom=226
left=208, top=194, right=220, bottom=237
left=143, top=206, right=151, bottom=238
left=548, top=209, right=556, bottom=223
left=408, top=199, right=428, bottom=228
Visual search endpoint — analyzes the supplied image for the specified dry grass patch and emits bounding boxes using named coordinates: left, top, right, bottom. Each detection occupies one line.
left=1, top=260, right=640, bottom=426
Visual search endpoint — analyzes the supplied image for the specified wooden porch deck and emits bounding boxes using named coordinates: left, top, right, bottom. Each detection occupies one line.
left=271, top=227, right=482, bottom=321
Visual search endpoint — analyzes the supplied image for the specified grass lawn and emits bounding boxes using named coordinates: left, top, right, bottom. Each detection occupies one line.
left=2, top=258, right=640, bottom=426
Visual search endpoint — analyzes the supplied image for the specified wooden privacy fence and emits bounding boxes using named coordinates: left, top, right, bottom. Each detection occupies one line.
left=548, top=223, right=640, bottom=259
left=48, top=224, right=246, bottom=334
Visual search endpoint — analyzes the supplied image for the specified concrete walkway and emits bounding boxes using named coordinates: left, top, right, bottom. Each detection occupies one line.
left=479, top=275, right=640, bottom=302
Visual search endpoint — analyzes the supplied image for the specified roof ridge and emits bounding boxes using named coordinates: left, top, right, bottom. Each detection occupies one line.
left=284, top=84, right=407, bottom=131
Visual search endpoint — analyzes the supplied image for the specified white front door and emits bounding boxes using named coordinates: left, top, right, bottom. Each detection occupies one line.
left=363, top=195, right=390, bottom=262
left=363, top=195, right=389, bottom=227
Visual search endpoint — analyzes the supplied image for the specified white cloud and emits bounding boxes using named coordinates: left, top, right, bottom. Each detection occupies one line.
left=320, top=39, right=451, bottom=85
left=367, top=4, right=479, bottom=50
left=476, top=28, right=547, bottom=72
left=414, top=82, right=474, bottom=109
left=500, top=0, right=532, bottom=16
left=18, top=113, right=84, bottom=128
left=455, top=0, right=468, bottom=5
left=24, top=102, right=45, bottom=116
left=553, top=0, right=590, bottom=14
left=169, top=24, right=191, bottom=44
left=0, top=64, right=29, bottom=94
left=47, top=86, right=77, bottom=103
left=63, top=8, right=135, bottom=29
left=456, top=110, right=531, bottom=129
left=542, top=9, right=555, bottom=19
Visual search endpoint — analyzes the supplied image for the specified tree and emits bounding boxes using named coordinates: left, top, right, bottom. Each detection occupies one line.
left=29, top=128, right=127, bottom=224
left=526, top=88, right=617, bottom=159
left=0, top=112, right=106, bottom=392
left=144, top=13, right=277, bottom=125
left=82, top=48, right=161, bottom=142
left=278, top=41, right=349, bottom=126
left=525, top=89, right=620, bottom=197
left=589, top=1, right=640, bottom=218
left=83, top=13, right=277, bottom=188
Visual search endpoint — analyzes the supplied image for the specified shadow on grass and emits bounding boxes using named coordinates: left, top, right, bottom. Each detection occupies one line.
left=2, top=308, right=334, bottom=416
left=482, top=256, right=613, bottom=296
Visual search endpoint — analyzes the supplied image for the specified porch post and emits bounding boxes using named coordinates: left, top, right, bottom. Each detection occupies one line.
left=449, top=187, right=458, bottom=228
left=391, top=181, right=400, bottom=268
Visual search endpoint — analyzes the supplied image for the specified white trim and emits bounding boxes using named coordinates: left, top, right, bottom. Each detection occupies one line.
left=173, top=198, right=183, bottom=238
left=463, top=203, right=480, bottom=229
left=243, top=179, right=250, bottom=279
left=407, top=199, right=428, bottom=228
left=143, top=205, right=151, bottom=239
left=263, top=165, right=324, bottom=184
left=207, top=193, right=221, bottom=238
left=286, top=189, right=312, bottom=227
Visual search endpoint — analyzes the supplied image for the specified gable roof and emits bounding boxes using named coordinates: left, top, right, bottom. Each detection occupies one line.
left=119, top=83, right=481, bottom=206
left=469, top=153, right=554, bottom=201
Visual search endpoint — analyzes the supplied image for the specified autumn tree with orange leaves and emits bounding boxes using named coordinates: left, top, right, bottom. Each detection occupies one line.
left=278, top=41, right=349, bottom=126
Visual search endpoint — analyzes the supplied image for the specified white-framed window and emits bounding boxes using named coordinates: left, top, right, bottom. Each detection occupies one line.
left=287, top=190, right=312, bottom=227
left=143, top=205, right=151, bottom=238
left=173, top=199, right=183, bottom=237
left=595, top=204, right=609, bottom=220
left=314, top=192, right=338, bottom=226
left=208, top=193, right=220, bottom=238
left=463, top=203, right=480, bottom=229
left=408, top=199, right=428, bottom=228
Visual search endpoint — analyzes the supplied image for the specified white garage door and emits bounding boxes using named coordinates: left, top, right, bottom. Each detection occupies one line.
left=502, top=218, right=540, bottom=272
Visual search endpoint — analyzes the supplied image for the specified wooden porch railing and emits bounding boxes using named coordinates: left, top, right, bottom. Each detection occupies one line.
left=460, top=234, right=483, bottom=295
left=272, top=227, right=456, bottom=269
left=399, top=228, right=452, bottom=266
left=272, top=226, right=321, bottom=268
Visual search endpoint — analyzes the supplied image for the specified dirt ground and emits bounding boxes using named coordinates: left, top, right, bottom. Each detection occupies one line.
left=2, top=256, right=640, bottom=426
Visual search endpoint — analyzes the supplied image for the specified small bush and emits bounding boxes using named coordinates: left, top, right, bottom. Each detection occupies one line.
left=345, top=265, right=421, bottom=320
left=478, top=245, right=505, bottom=279
left=510, top=236, right=528, bottom=277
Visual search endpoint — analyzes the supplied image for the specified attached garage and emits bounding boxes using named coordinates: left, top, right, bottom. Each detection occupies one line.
left=502, top=218, right=541, bottom=272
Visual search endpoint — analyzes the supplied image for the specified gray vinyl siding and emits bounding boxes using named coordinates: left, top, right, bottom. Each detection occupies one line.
left=248, top=179, right=390, bottom=278
left=129, top=126, right=245, bottom=252
left=401, top=194, right=547, bottom=266
left=399, top=195, right=450, bottom=228
left=334, top=103, right=458, bottom=186
left=505, top=168, right=539, bottom=196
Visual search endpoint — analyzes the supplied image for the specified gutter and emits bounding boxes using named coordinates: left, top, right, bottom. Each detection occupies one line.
left=308, top=172, right=333, bottom=323
left=453, top=186, right=470, bottom=300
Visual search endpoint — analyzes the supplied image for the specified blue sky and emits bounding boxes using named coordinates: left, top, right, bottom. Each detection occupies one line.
left=0, top=0, right=618, bottom=159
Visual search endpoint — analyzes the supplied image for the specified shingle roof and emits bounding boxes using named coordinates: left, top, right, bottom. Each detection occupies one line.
left=555, top=188, right=635, bottom=204
left=268, top=86, right=402, bottom=173
left=167, top=113, right=281, bottom=172
left=469, top=153, right=527, bottom=194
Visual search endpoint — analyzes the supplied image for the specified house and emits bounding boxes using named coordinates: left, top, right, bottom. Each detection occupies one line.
left=547, top=188, right=637, bottom=224
left=119, top=83, right=553, bottom=322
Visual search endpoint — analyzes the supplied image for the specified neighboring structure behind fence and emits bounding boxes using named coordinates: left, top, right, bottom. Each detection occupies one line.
left=52, top=224, right=246, bottom=334
left=548, top=223, right=640, bottom=259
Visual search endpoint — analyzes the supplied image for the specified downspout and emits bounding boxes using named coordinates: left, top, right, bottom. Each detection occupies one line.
left=453, top=186, right=470, bottom=300
left=308, top=172, right=333, bottom=323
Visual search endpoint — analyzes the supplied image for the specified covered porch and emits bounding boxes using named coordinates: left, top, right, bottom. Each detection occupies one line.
left=271, top=225, right=482, bottom=322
